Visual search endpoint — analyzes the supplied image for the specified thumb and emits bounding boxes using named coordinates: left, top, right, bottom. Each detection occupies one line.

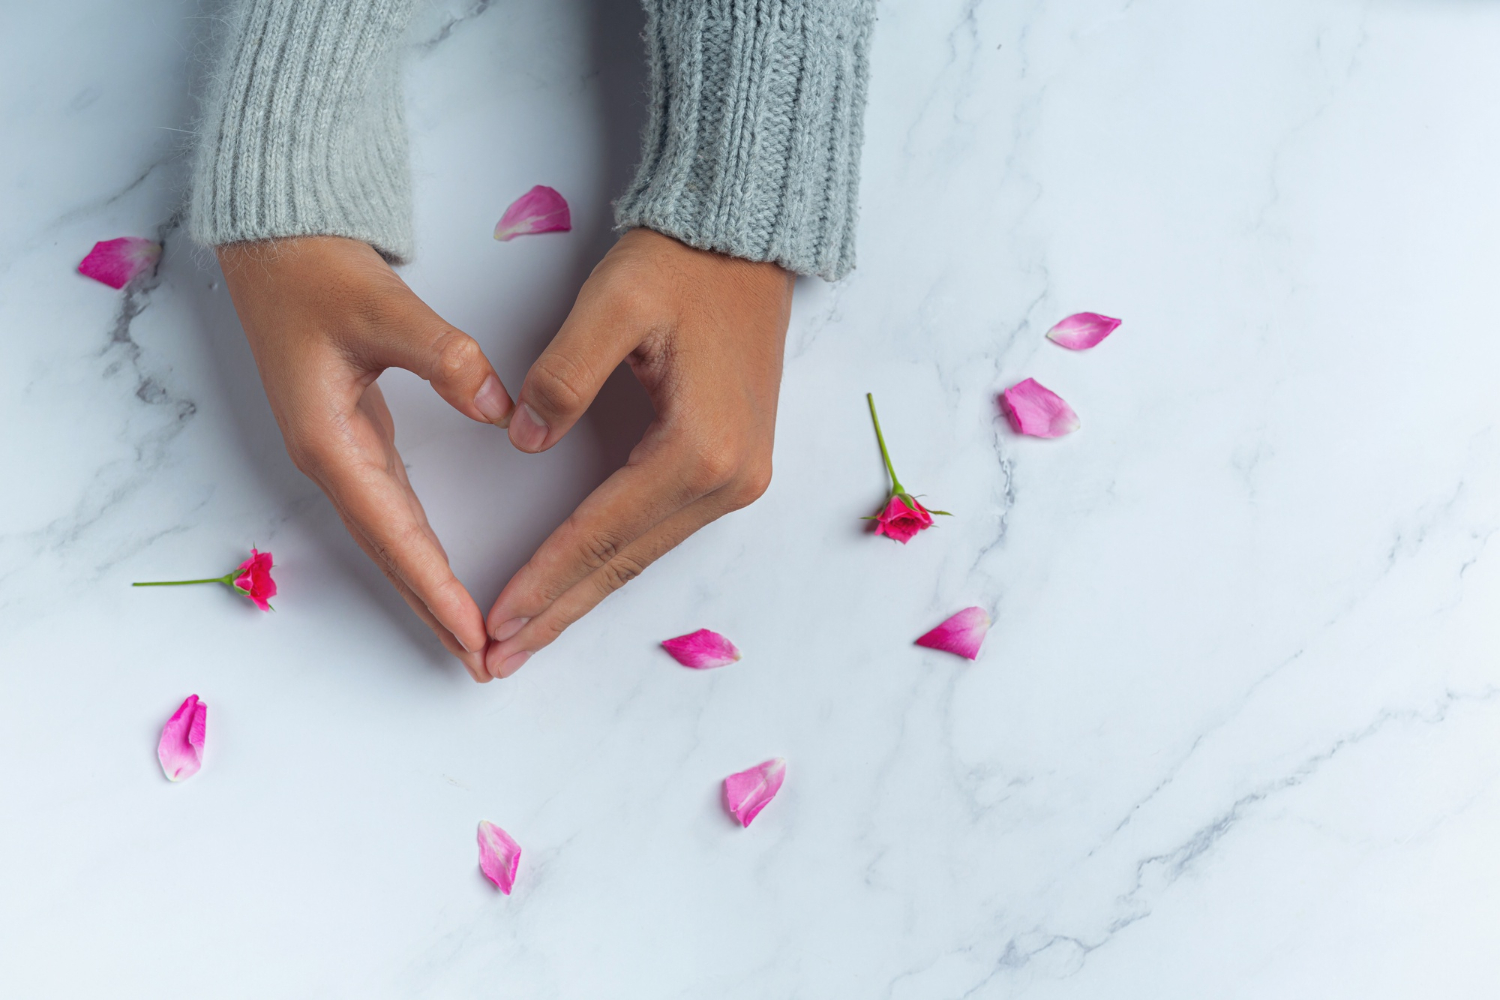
left=509, top=293, right=641, bottom=453
left=360, top=304, right=514, bottom=428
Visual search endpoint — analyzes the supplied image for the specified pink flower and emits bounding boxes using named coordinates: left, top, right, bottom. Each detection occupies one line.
left=915, top=607, right=991, bottom=660
left=864, top=394, right=950, bottom=541
left=232, top=549, right=277, bottom=611
left=132, top=548, right=277, bottom=611
left=872, top=494, right=935, bottom=544
left=723, top=758, right=786, bottom=827
left=158, top=695, right=207, bottom=781
left=1046, top=312, right=1121, bottom=350
left=78, top=237, right=162, bottom=289
left=999, top=379, right=1080, bottom=438
left=477, top=821, right=522, bottom=894
left=662, top=629, right=741, bottom=669
left=493, top=185, right=571, bottom=241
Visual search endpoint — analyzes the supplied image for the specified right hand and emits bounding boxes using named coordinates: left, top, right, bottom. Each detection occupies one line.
left=219, top=236, right=512, bottom=681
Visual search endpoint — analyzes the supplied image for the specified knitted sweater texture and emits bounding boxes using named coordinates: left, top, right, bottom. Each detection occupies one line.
left=190, top=0, right=875, bottom=279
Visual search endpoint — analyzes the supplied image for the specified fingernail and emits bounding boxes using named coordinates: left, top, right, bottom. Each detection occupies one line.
left=510, top=403, right=548, bottom=451
left=492, top=617, right=529, bottom=642
left=497, top=650, right=531, bottom=677
left=474, top=374, right=513, bottom=426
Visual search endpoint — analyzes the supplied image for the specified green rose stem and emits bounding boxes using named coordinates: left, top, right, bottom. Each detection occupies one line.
left=132, top=573, right=239, bottom=589
left=867, top=392, right=906, bottom=498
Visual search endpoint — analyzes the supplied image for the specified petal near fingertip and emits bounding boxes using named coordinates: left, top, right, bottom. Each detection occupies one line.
left=477, top=820, right=522, bottom=893
left=661, top=629, right=742, bottom=669
left=493, top=186, right=571, bottom=241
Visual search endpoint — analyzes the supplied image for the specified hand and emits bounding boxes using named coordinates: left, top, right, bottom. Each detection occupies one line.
left=219, top=236, right=515, bottom=681
left=483, top=228, right=793, bottom=679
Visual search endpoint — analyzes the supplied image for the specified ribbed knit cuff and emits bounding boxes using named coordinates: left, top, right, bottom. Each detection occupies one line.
left=190, top=0, right=418, bottom=263
left=616, top=0, right=876, bottom=281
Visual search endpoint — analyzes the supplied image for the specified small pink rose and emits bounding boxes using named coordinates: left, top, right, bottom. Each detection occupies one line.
left=662, top=629, right=741, bottom=669
left=915, top=606, right=991, bottom=660
left=132, top=548, right=277, bottom=611
left=723, top=758, right=786, bottom=827
left=158, top=695, right=207, bottom=781
left=477, top=820, right=522, bottom=894
left=864, top=394, right=951, bottom=542
left=78, top=237, right=161, bottom=289
left=999, top=379, right=1080, bottom=438
left=493, top=185, right=571, bottom=241
left=1046, top=312, right=1120, bottom=350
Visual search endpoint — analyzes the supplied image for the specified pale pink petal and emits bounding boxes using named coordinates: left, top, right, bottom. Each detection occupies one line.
left=999, top=378, right=1080, bottom=438
left=477, top=820, right=522, bottom=894
left=1046, top=312, right=1121, bottom=350
left=157, top=695, right=207, bottom=782
left=723, top=758, right=785, bottom=827
left=493, top=185, right=571, bottom=241
left=915, top=606, right=991, bottom=660
left=78, top=237, right=161, bottom=289
left=661, top=628, right=742, bottom=669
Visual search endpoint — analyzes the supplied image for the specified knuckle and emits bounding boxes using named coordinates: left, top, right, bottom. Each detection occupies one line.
left=734, top=457, right=774, bottom=505
left=574, top=528, right=626, bottom=572
left=683, top=438, right=739, bottom=494
left=432, top=330, right=483, bottom=386
left=526, top=352, right=590, bottom=418
left=598, top=553, right=648, bottom=593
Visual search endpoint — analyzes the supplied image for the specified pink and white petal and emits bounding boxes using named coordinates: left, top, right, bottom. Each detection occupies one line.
left=661, top=629, right=742, bottom=669
left=158, top=694, right=207, bottom=782
left=723, top=758, right=786, bottom=827
left=493, top=185, right=572, bottom=241
left=477, top=821, right=522, bottom=894
left=78, top=237, right=161, bottom=290
left=915, top=606, right=991, bottom=660
left=1046, top=312, right=1121, bottom=350
left=999, top=379, right=1081, bottom=438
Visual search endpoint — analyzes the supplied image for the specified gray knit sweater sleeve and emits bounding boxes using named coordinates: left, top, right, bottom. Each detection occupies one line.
left=190, top=0, right=418, bottom=262
left=616, top=1, right=876, bottom=280
left=190, top=0, right=875, bottom=279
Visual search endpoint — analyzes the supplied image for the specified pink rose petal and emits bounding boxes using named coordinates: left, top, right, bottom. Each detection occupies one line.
left=493, top=185, right=571, bottom=241
left=1046, top=312, right=1121, bottom=350
left=915, top=606, right=991, bottom=660
left=999, top=378, right=1080, bottom=438
left=661, top=628, right=741, bottom=669
left=157, top=694, right=207, bottom=782
left=477, top=820, right=522, bottom=894
left=78, top=237, right=161, bottom=289
left=723, top=758, right=785, bottom=827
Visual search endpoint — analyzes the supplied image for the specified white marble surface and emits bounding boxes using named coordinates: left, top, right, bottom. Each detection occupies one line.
left=3, top=0, right=1500, bottom=995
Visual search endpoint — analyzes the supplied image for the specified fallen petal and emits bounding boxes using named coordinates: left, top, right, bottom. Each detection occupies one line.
left=661, top=628, right=741, bottom=669
left=1000, top=378, right=1080, bottom=438
left=78, top=237, right=161, bottom=289
left=723, top=758, right=785, bottom=827
left=158, top=695, right=207, bottom=781
left=1046, top=312, right=1120, bottom=350
left=918, top=605, right=990, bottom=659
left=477, top=820, right=522, bottom=894
left=915, top=606, right=991, bottom=660
left=493, top=185, right=571, bottom=241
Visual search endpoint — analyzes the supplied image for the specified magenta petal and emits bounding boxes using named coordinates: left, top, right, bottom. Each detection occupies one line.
left=1046, top=312, right=1120, bottom=350
left=493, top=185, right=571, bottom=241
left=157, top=695, right=207, bottom=782
left=915, top=606, right=991, bottom=660
left=723, top=758, right=785, bottom=827
left=999, top=378, right=1080, bottom=438
left=78, top=237, right=161, bottom=289
left=477, top=821, right=522, bottom=894
left=661, top=628, right=742, bottom=669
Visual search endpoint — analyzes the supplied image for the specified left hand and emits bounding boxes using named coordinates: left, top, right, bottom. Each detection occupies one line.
left=483, top=228, right=793, bottom=679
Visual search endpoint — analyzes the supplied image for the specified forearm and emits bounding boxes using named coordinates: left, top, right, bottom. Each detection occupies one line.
left=189, top=0, right=419, bottom=263
left=616, top=0, right=877, bottom=280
